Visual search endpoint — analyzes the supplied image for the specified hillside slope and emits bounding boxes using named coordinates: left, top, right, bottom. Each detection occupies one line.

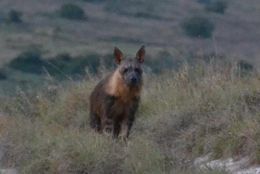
left=0, top=63, right=259, bottom=173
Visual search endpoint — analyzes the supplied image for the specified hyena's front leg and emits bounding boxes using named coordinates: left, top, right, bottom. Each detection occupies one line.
left=113, top=118, right=121, bottom=139
left=120, top=115, right=135, bottom=141
left=101, top=95, right=116, bottom=135
left=101, top=118, right=113, bottom=135
left=90, top=113, right=101, bottom=132
left=120, top=98, right=139, bottom=140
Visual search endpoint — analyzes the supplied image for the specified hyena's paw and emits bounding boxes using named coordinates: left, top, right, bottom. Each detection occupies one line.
left=104, top=127, right=112, bottom=134
left=103, top=119, right=113, bottom=135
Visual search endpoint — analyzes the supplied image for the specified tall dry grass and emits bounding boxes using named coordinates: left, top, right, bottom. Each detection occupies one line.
left=0, top=63, right=259, bottom=174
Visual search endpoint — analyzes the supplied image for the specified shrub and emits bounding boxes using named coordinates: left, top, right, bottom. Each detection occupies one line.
left=237, top=60, right=254, bottom=76
left=45, top=53, right=101, bottom=79
left=45, top=53, right=74, bottom=78
left=182, top=16, right=215, bottom=38
left=7, top=51, right=102, bottom=78
left=100, top=54, right=115, bottom=70
left=5, top=9, right=23, bottom=23
left=8, top=50, right=45, bottom=74
left=146, top=51, right=182, bottom=73
left=76, top=54, right=100, bottom=74
left=104, top=0, right=161, bottom=19
left=205, top=0, right=227, bottom=14
left=0, top=69, right=7, bottom=80
left=59, top=3, right=86, bottom=20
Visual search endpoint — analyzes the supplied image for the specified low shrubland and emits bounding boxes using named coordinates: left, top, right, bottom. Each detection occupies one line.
left=4, top=49, right=181, bottom=82
left=7, top=51, right=105, bottom=78
left=5, top=9, right=23, bottom=23
left=181, top=16, right=215, bottom=38
left=0, top=62, right=259, bottom=174
left=205, top=0, right=228, bottom=14
left=0, top=69, right=7, bottom=80
left=58, top=3, right=87, bottom=20
left=104, top=0, right=163, bottom=19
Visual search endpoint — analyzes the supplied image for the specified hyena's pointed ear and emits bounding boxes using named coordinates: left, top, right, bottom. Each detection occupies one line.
left=136, top=45, right=145, bottom=63
left=114, top=47, right=123, bottom=64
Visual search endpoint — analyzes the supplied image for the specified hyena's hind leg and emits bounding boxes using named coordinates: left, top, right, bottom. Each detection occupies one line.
left=90, top=113, right=101, bottom=132
left=120, top=99, right=139, bottom=140
left=101, top=95, right=116, bottom=135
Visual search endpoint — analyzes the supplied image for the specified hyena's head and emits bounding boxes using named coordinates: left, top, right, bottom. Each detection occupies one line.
left=114, top=46, right=145, bottom=88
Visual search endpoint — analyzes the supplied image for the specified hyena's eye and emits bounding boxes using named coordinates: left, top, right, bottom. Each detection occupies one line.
left=134, top=68, right=142, bottom=74
left=123, top=68, right=129, bottom=74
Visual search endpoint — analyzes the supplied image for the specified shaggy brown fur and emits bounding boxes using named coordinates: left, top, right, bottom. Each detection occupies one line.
left=89, top=46, right=145, bottom=139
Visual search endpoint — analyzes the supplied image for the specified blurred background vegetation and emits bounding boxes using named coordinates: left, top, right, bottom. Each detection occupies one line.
left=0, top=0, right=259, bottom=94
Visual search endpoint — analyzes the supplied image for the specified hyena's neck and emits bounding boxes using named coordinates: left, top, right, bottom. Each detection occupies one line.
left=105, top=70, right=142, bottom=101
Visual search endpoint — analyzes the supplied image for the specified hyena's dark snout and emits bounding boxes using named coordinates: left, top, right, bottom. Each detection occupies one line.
left=125, top=72, right=141, bottom=87
left=130, top=76, right=137, bottom=84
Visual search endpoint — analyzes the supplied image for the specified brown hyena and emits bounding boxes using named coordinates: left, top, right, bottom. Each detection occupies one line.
left=89, top=46, right=145, bottom=140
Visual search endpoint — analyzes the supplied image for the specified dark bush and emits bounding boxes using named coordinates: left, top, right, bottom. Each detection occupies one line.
left=205, top=0, right=227, bottom=14
left=8, top=50, right=45, bottom=74
left=8, top=51, right=102, bottom=78
left=59, top=3, right=86, bottom=20
left=182, top=16, right=215, bottom=38
left=76, top=54, right=100, bottom=74
left=45, top=53, right=73, bottom=77
left=6, top=9, right=23, bottom=23
left=45, top=53, right=101, bottom=79
left=104, top=0, right=160, bottom=19
left=8, top=51, right=106, bottom=79
left=146, top=51, right=182, bottom=73
left=101, top=54, right=115, bottom=70
left=237, top=60, right=254, bottom=76
left=0, top=69, right=7, bottom=80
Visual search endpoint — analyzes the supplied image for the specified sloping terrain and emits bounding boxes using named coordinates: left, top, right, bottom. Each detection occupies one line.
left=0, top=1, right=259, bottom=173
left=0, top=63, right=259, bottom=173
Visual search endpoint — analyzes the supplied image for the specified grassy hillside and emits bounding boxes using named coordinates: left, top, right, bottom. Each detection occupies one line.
left=0, top=63, right=259, bottom=173
left=0, top=1, right=259, bottom=173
